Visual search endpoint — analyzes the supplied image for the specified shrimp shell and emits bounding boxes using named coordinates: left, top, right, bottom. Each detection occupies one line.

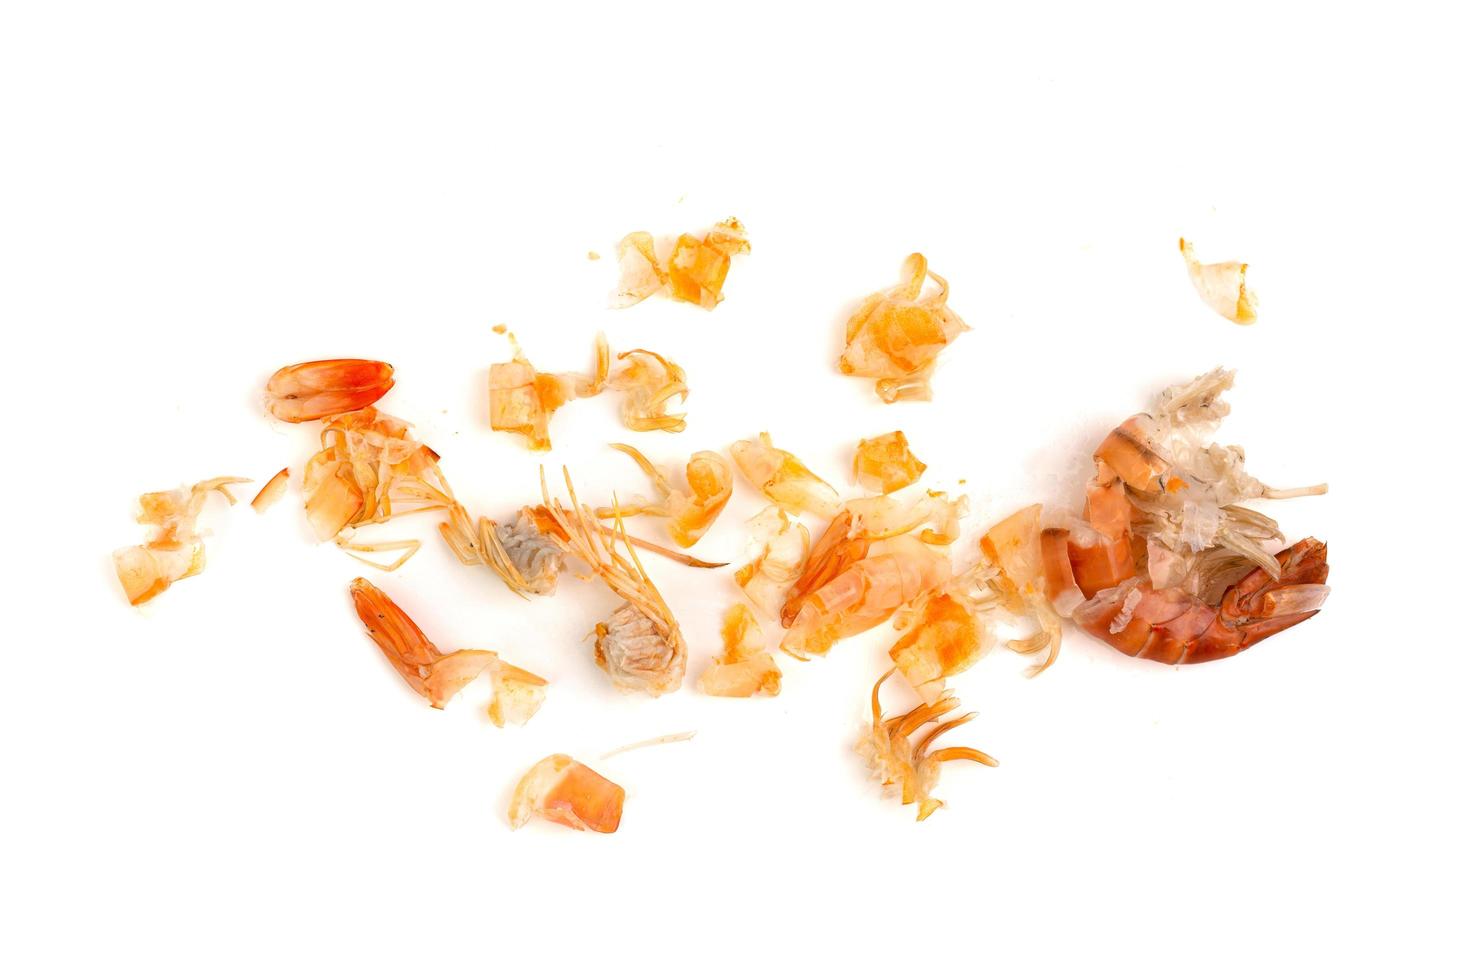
left=265, top=359, right=395, bottom=423
left=113, top=476, right=250, bottom=605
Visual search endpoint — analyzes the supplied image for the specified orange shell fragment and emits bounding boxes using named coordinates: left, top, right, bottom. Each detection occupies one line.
left=489, top=332, right=609, bottom=452
left=853, top=431, right=927, bottom=494
left=113, top=476, right=250, bottom=605
left=699, top=604, right=781, bottom=698
left=250, top=467, right=290, bottom=514
left=508, top=754, right=625, bottom=833
left=838, top=253, right=969, bottom=403
left=602, top=444, right=732, bottom=548
left=888, top=592, right=990, bottom=704
left=613, top=218, right=749, bottom=311
left=608, top=349, right=688, bottom=433
left=265, top=359, right=395, bottom=423
left=979, top=504, right=1064, bottom=675
left=735, top=506, right=811, bottom=620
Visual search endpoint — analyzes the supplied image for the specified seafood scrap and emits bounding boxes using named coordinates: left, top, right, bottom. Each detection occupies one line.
left=509, top=754, right=624, bottom=833
left=113, top=476, right=250, bottom=605
left=614, top=218, right=750, bottom=310
left=440, top=502, right=568, bottom=597
left=979, top=504, right=1067, bottom=676
left=731, top=432, right=840, bottom=519
left=540, top=469, right=688, bottom=696
left=250, top=467, right=289, bottom=513
left=839, top=253, right=970, bottom=402
left=349, top=577, right=546, bottom=725
left=844, top=489, right=966, bottom=546
left=597, top=444, right=732, bottom=547
left=889, top=589, right=995, bottom=705
left=265, top=359, right=395, bottom=423
left=734, top=507, right=811, bottom=620
left=1180, top=238, right=1257, bottom=325
left=1019, top=368, right=1329, bottom=667
left=852, top=430, right=926, bottom=494
left=302, top=407, right=455, bottom=570
left=608, top=349, right=689, bottom=433
left=698, top=604, right=782, bottom=698
left=782, top=534, right=952, bottom=657
left=857, top=670, right=996, bottom=821
left=489, top=331, right=609, bottom=451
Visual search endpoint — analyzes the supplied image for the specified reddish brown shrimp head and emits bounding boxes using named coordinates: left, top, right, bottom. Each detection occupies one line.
left=1068, top=538, right=1329, bottom=665
left=265, top=359, right=395, bottom=423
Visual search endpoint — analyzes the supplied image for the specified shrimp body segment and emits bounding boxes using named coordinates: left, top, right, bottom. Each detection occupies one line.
left=666, top=218, right=750, bottom=310
left=1180, top=238, right=1257, bottom=325
left=265, top=359, right=395, bottom=423
left=113, top=476, right=250, bottom=605
left=735, top=506, right=811, bottom=620
left=509, top=754, right=624, bottom=833
left=348, top=577, right=546, bottom=723
left=857, top=670, right=997, bottom=821
left=889, top=592, right=992, bottom=704
left=839, top=253, right=969, bottom=403
left=782, top=536, right=951, bottom=657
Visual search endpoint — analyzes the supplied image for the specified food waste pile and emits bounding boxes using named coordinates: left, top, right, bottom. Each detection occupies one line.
left=112, top=220, right=1328, bottom=831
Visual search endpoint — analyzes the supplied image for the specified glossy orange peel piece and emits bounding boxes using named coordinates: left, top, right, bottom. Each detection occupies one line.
left=508, top=754, right=625, bottom=833
left=265, top=359, right=395, bottom=423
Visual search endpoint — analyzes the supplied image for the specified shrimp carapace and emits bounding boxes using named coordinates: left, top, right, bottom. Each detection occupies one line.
left=838, top=253, right=970, bottom=402
left=856, top=670, right=996, bottom=821
left=598, top=444, right=732, bottom=547
left=853, top=430, right=927, bottom=494
left=698, top=603, right=782, bottom=697
left=489, top=331, right=609, bottom=451
left=615, top=218, right=749, bottom=310
left=508, top=754, right=624, bottom=833
left=782, top=535, right=951, bottom=657
left=348, top=577, right=546, bottom=723
left=113, top=476, right=251, bottom=605
left=301, top=407, right=454, bottom=569
left=540, top=468, right=688, bottom=696
left=1180, top=238, right=1257, bottom=325
left=265, top=359, right=395, bottom=423
left=730, top=432, right=840, bottom=519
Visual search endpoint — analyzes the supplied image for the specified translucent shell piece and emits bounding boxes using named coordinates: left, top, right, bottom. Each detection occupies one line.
left=301, top=407, right=454, bottom=563
left=113, top=476, right=250, bottom=605
left=730, top=432, right=840, bottom=519
left=667, top=218, right=750, bottom=309
left=508, top=754, right=624, bottom=833
left=853, top=431, right=926, bottom=494
left=601, top=444, right=732, bottom=548
left=250, top=467, right=290, bottom=513
left=781, top=509, right=869, bottom=628
left=348, top=577, right=546, bottom=722
left=838, top=253, right=970, bottom=402
left=613, top=218, right=749, bottom=310
left=608, top=349, right=688, bottom=433
left=735, top=506, right=811, bottom=619
left=856, top=670, right=997, bottom=821
left=265, top=359, right=395, bottom=423
left=613, top=231, right=667, bottom=308
left=782, top=536, right=952, bottom=657
left=1180, top=238, right=1257, bottom=325
left=843, top=490, right=966, bottom=546
left=489, top=332, right=609, bottom=451
left=979, top=504, right=1064, bottom=675
left=698, top=604, right=781, bottom=698
left=888, top=592, right=991, bottom=704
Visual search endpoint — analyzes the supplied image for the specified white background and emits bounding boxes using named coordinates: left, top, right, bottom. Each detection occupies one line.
left=2, top=3, right=1465, bottom=977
